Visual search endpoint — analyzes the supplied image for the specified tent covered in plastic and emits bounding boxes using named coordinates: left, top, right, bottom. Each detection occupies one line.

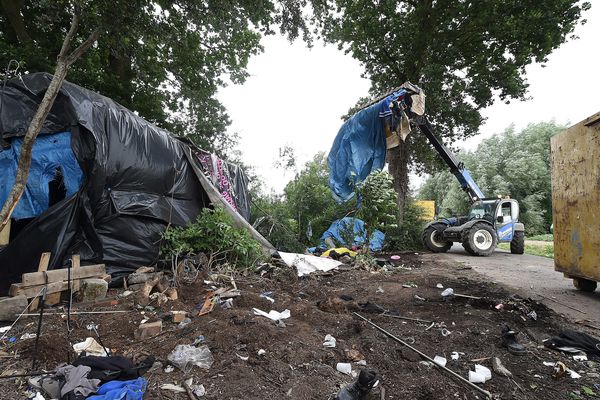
left=0, top=72, right=273, bottom=294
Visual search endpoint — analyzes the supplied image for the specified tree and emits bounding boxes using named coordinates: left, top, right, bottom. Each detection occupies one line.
left=0, top=2, right=99, bottom=232
left=418, top=122, right=564, bottom=235
left=0, top=0, right=314, bottom=155
left=314, top=0, right=589, bottom=216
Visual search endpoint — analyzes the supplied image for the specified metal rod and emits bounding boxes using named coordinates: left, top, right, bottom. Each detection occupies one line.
left=537, top=294, right=586, bottom=314
left=0, top=371, right=54, bottom=379
left=353, top=312, right=492, bottom=399
left=381, top=313, right=433, bottom=324
left=18, top=310, right=131, bottom=316
left=31, top=285, right=47, bottom=370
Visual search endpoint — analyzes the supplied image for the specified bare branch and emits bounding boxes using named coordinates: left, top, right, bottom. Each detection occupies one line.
left=66, top=29, right=100, bottom=65
left=59, top=5, right=81, bottom=59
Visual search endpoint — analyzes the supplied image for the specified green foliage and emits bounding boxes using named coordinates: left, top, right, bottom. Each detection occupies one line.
left=0, top=0, right=313, bottom=155
left=356, top=170, right=398, bottom=232
left=498, top=243, right=553, bottom=259
left=527, top=234, right=553, bottom=242
left=313, top=0, right=589, bottom=174
left=384, top=200, right=425, bottom=251
left=418, top=122, right=564, bottom=235
left=161, top=207, right=265, bottom=269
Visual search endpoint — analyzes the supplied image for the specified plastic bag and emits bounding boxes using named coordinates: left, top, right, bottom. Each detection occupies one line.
left=168, top=345, right=213, bottom=373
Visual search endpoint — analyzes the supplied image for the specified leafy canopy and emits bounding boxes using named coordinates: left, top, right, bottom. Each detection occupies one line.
left=313, top=0, right=589, bottom=172
left=0, top=0, right=313, bottom=154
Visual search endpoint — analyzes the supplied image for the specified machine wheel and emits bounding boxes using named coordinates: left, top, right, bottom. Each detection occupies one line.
left=510, top=231, right=525, bottom=254
left=573, top=278, right=597, bottom=293
left=462, top=222, right=497, bottom=256
left=422, top=224, right=452, bottom=253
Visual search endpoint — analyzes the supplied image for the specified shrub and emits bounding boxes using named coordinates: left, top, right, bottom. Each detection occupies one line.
left=161, top=207, right=265, bottom=269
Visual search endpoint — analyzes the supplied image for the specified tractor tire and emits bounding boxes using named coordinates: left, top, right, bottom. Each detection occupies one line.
left=510, top=231, right=525, bottom=254
left=573, top=278, right=597, bottom=293
left=422, top=224, right=452, bottom=253
left=462, top=222, right=497, bottom=256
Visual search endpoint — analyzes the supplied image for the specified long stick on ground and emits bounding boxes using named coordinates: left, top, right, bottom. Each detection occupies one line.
left=353, top=312, right=492, bottom=399
left=537, top=294, right=586, bottom=314
left=381, top=313, right=432, bottom=324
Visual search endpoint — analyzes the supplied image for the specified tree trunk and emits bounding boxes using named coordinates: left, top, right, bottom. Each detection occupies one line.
left=0, top=9, right=100, bottom=233
left=0, top=0, right=31, bottom=44
left=387, top=139, right=409, bottom=220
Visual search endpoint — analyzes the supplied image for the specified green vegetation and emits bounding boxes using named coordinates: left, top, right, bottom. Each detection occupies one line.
left=527, top=234, right=554, bottom=242
left=418, top=122, right=564, bottom=235
left=161, top=207, right=265, bottom=269
left=498, top=243, right=554, bottom=259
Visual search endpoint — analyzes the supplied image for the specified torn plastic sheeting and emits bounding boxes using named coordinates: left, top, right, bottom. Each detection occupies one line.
left=316, top=217, right=384, bottom=252
left=278, top=252, right=342, bottom=277
left=0, top=131, right=83, bottom=219
left=73, top=337, right=108, bottom=357
left=252, top=308, right=291, bottom=321
left=327, top=90, right=408, bottom=203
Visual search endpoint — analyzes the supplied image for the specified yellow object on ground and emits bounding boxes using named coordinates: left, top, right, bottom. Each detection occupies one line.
left=321, top=247, right=357, bottom=258
left=415, top=200, right=435, bottom=221
left=551, top=111, right=600, bottom=289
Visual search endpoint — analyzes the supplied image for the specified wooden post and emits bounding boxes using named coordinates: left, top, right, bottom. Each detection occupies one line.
left=0, top=219, right=9, bottom=246
left=29, top=252, right=51, bottom=311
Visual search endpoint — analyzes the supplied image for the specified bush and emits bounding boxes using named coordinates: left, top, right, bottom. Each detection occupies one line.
left=161, top=207, right=265, bottom=269
left=384, top=200, right=425, bottom=251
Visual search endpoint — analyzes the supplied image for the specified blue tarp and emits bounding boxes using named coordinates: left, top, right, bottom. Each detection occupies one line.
left=317, top=217, right=385, bottom=252
left=87, top=377, right=147, bottom=400
left=327, top=90, right=406, bottom=202
left=0, top=131, right=83, bottom=219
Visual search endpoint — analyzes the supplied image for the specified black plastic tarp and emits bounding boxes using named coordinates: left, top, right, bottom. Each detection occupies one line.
left=0, top=72, right=250, bottom=294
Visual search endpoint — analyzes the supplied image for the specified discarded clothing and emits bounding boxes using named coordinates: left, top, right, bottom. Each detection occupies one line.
left=321, top=247, right=357, bottom=259
left=55, top=364, right=100, bottom=398
left=317, top=217, right=384, bottom=252
left=86, top=377, right=147, bottom=400
left=544, top=330, right=600, bottom=360
left=0, top=131, right=83, bottom=219
left=72, top=355, right=154, bottom=382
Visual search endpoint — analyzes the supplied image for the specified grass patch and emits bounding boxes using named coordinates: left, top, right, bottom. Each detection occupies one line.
left=498, top=243, right=554, bottom=258
left=526, top=234, right=553, bottom=242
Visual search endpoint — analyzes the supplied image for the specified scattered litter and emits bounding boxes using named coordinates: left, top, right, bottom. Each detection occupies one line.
left=441, top=328, right=452, bottom=337
left=279, top=252, right=342, bottom=277
left=390, top=255, right=401, bottom=261
left=258, top=349, right=266, bottom=356
left=323, top=334, right=336, bottom=348
left=335, top=370, right=378, bottom=399
left=260, top=292, right=275, bottom=303
left=419, top=361, right=434, bottom=369
left=402, top=282, right=418, bottom=288
left=544, top=361, right=581, bottom=379
left=220, top=298, right=233, bottom=309
left=236, top=353, right=249, bottom=361
left=164, top=365, right=174, bottom=373
left=495, top=304, right=504, bottom=310
left=433, top=356, right=447, bottom=367
left=355, top=360, right=367, bottom=366
left=72, top=337, right=108, bottom=357
left=178, top=318, right=192, bottom=329
left=160, top=384, right=186, bottom=393
left=468, top=364, right=492, bottom=383
left=414, top=295, right=426, bottom=301
left=0, top=326, right=11, bottom=334
left=120, top=290, right=134, bottom=297
left=336, top=362, right=353, bottom=376
left=451, top=352, right=462, bottom=361
left=436, top=283, right=443, bottom=289
left=441, top=288, right=454, bottom=297
left=193, top=384, right=206, bottom=397
left=168, top=345, right=214, bottom=373
left=527, top=310, right=538, bottom=321
left=376, top=286, right=384, bottom=293
left=20, top=333, right=36, bottom=340
left=345, top=347, right=365, bottom=362
left=193, top=335, right=205, bottom=345
left=492, top=357, right=512, bottom=378
left=573, top=353, right=588, bottom=361
left=252, top=308, right=291, bottom=321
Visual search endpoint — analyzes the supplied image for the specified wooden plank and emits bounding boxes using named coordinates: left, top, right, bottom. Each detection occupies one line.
left=21, top=264, right=105, bottom=287
left=0, top=219, right=10, bottom=246
left=71, top=254, right=81, bottom=292
left=45, top=292, right=61, bottom=306
left=12, top=280, right=70, bottom=298
left=30, top=252, right=51, bottom=311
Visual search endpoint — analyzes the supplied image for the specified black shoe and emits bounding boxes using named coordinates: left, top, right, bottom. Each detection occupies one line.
left=501, top=326, right=526, bottom=355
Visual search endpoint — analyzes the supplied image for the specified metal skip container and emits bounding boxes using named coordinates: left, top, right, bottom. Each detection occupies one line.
left=551, top=111, right=600, bottom=292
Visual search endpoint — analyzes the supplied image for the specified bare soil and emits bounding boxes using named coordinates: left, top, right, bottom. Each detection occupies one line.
left=1, top=254, right=598, bottom=399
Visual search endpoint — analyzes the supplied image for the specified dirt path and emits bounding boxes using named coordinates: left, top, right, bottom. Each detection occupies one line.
left=433, top=245, right=600, bottom=328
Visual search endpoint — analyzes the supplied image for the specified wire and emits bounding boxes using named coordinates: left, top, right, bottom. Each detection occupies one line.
left=0, top=286, right=45, bottom=341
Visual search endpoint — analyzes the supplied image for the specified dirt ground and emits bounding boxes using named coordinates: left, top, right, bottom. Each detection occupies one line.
left=1, top=253, right=599, bottom=399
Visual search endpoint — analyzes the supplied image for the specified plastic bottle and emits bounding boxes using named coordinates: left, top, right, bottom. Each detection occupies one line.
left=335, top=370, right=378, bottom=400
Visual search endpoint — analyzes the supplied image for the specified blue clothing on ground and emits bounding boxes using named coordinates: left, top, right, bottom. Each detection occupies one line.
left=86, top=377, right=147, bottom=400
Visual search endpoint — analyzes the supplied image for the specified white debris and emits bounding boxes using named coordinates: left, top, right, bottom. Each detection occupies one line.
left=433, top=356, right=447, bottom=367
left=258, top=349, right=266, bottom=356
left=469, top=364, right=492, bottom=383
left=441, top=288, right=454, bottom=297
left=252, top=308, right=291, bottom=321
left=278, top=252, right=342, bottom=277
left=436, top=283, right=444, bottom=289
left=323, top=334, right=336, bottom=348
left=336, top=362, right=352, bottom=376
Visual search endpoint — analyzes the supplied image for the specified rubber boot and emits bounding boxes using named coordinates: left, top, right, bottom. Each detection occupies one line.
left=335, top=370, right=378, bottom=400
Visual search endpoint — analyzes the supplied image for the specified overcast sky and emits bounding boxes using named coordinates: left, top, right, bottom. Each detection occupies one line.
left=218, top=4, right=599, bottom=194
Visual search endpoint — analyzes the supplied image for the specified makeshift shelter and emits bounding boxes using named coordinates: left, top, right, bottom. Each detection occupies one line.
left=0, top=73, right=273, bottom=294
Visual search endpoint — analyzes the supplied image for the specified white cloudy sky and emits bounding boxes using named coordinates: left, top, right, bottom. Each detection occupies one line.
left=218, top=4, right=599, bottom=194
